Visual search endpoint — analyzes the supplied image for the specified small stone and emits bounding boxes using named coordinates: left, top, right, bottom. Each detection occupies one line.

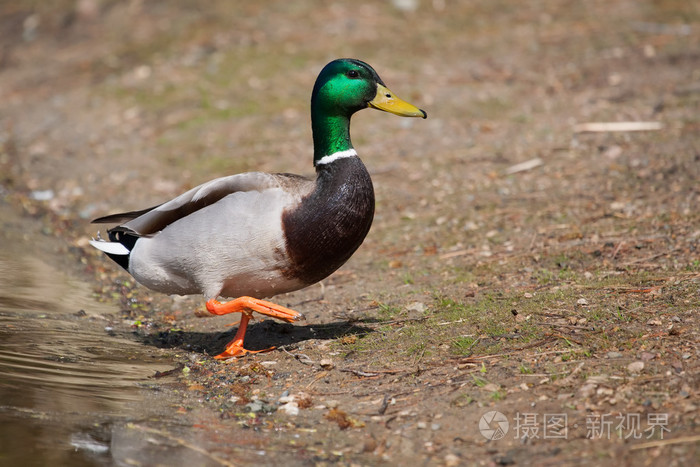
left=30, top=189, right=55, bottom=201
left=577, top=298, right=589, bottom=306
left=431, top=423, right=441, bottom=431
left=416, top=421, right=427, bottom=429
left=392, top=0, right=419, bottom=13
left=627, top=361, right=644, bottom=373
left=278, top=394, right=295, bottom=404
left=579, top=383, right=596, bottom=398
left=464, top=221, right=478, bottom=231
left=483, top=383, right=500, bottom=392
left=444, top=453, right=460, bottom=467
left=606, top=351, right=623, bottom=359
left=325, top=400, right=339, bottom=409
left=524, top=292, right=533, bottom=298
left=647, top=318, right=662, bottom=326
left=279, top=402, right=299, bottom=416
left=603, top=145, right=623, bottom=159
left=495, top=453, right=515, bottom=465
left=640, top=352, right=655, bottom=361
left=406, top=302, right=426, bottom=313
left=610, top=201, right=626, bottom=211
left=246, top=401, right=264, bottom=413
left=515, top=312, right=530, bottom=323
left=587, top=375, right=609, bottom=384
left=319, top=359, right=334, bottom=370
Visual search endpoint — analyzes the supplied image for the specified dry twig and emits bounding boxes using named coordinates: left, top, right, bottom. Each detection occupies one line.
left=534, top=322, right=595, bottom=331
left=574, top=121, right=663, bottom=133
left=555, top=362, right=585, bottom=386
left=629, top=434, right=700, bottom=451
left=505, top=157, right=544, bottom=175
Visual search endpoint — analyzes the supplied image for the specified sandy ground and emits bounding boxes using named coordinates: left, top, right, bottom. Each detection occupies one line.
left=1, top=1, right=698, bottom=465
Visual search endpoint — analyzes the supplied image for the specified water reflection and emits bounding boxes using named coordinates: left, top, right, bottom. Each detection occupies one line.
left=0, top=208, right=173, bottom=466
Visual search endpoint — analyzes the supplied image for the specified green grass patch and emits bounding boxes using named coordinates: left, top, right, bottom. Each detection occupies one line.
left=333, top=262, right=698, bottom=367
left=452, top=336, right=478, bottom=355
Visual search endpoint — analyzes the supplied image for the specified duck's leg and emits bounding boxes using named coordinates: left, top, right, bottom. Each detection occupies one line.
left=205, top=297, right=304, bottom=359
left=213, top=311, right=256, bottom=359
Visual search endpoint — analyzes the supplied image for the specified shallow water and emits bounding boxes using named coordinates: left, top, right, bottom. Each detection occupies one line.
left=0, top=204, right=175, bottom=466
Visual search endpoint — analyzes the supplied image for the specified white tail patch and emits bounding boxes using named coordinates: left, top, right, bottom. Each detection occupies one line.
left=89, top=239, right=130, bottom=255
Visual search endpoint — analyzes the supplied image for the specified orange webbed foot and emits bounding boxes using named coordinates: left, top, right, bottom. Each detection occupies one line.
left=206, top=297, right=303, bottom=359
left=214, top=342, right=275, bottom=360
left=206, top=296, right=304, bottom=323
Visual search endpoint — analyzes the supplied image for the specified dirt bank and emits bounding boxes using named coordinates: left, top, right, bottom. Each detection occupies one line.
left=1, top=1, right=697, bottom=465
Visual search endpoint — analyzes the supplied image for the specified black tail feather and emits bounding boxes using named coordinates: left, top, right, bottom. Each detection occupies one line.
left=104, top=230, right=139, bottom=271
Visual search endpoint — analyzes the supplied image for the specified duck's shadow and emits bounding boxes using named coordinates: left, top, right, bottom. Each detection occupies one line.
left=138, top=319, right=374, bottom=357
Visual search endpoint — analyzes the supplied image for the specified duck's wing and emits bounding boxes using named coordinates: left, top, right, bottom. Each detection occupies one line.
left=91, top=205, right=161, bottom=225
left=92, top=172, right=307, bottom=237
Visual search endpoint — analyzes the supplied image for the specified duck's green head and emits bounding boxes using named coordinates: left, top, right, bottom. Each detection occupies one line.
left=311, top=58, right=426, bottom=163
left=312, top=58, right=426, bottom=119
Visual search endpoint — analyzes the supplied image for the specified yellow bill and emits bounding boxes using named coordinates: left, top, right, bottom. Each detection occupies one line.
left=369, top=84, right=427, bottom=119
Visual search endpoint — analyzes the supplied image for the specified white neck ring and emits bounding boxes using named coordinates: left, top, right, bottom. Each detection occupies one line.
left=316, top=148, right=358, bottom=165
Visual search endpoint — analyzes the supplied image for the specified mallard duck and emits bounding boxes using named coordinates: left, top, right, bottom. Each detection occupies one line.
left=90, top=58, right=426, bottom=359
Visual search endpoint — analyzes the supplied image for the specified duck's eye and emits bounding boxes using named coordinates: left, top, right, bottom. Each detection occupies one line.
left=347, top=70, right=359, bottom=78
